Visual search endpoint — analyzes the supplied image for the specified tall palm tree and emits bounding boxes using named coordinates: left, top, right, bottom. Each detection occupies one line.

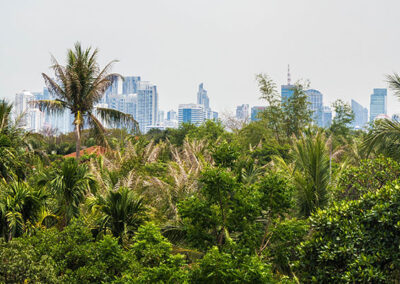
left=34, top=42, right=138, bottom=160
left=88, top=187, right=146, bottom=242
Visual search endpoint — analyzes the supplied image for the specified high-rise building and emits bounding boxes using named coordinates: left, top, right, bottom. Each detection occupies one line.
left=14, top=90, right=48, bottom=132
left=251, top=106, right=266, bottom=121
left=178, top=104, right=205, bottom=125
left=370, top=88, right=387, bottom=122
left=167, top=110, right=177, bottom=121
left=351, top=99, right=368, bottom=129
left=236, top=104, right=249, bottom=121
left=305, top=89, right=323, bottom=127
left=136, top=81, right=158, bottom=133
left=122, top=76, right=141, bottom=95
left=105, top=75, right=123, bottom=99
left=14, top=91, right=34, bottom=129
left=281, top=65, right=295, bottom=103
left=197, top=83, right=210, bottom=110
left=323, top=106, right=332, bottom=128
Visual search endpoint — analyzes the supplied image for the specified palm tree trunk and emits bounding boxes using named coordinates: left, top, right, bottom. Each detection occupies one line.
left=75, top=123, right=81, bottom=160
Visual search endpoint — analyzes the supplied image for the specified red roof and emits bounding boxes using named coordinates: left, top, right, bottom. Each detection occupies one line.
left=64, top=146, right=107, bottom=158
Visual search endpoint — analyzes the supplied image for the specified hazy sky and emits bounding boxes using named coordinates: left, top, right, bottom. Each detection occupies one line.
left=2, top=0, right=400, bottom=115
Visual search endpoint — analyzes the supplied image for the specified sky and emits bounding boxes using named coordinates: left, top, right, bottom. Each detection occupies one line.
left=2, top=0, right=400, bottom=116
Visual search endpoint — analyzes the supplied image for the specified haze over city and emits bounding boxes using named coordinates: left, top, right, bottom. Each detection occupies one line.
left=2, top=0, right=400, bottom=115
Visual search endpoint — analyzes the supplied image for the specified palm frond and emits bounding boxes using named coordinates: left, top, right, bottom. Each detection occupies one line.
left=362, top=119, right=400, bottom=158
left=96, top=107, right=139, bottom=133
left=31, top=99, right=67, bottom=116
left=387, top=73, right=400, bottom=100
left=87, top=113, right=109, bottom=148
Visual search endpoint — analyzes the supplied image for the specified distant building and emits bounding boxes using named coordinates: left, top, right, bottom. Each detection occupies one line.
left=323, top=106, right=332, bottom=128
left=236, top=104, right=249, bottom=121
left=305, top=89, right=323, bottom=127
left=281, top=65, right=295, bottom=103
left=14, top=91, right=34, bottom=127
left=158, top=110, right=165, bottom=124
left=136, top=81, right=159, bottom=133
left=122, top=76, right=141, bottom=95
left=167, top=110, right=177, bottom=121
left=370, top=88, right=387, bottom=122
left=178, top=104, right=205, bottom=125
left=197, top=83, right=210, bottom=110
left=351, top=99, right=368, bottom=129
left=14, top=91, right=47, bottom=132
left=212, top=111, right=219, bottom=121
left=251, top=106, right=266, bottom=121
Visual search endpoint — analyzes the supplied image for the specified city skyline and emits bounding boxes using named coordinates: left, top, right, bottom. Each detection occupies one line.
left=2, top=1, right=400, bottom=117
left=13, top=73, right=388, bottom=134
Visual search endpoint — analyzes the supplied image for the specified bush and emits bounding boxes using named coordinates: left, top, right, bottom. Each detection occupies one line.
left=296, top=181, right=400, bottom=282
left=190, top=246, right=276, bottom=283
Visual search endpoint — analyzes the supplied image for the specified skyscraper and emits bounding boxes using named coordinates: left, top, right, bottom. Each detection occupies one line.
left=305, top=89, right=323, bottom=127
left=370, top=88, right=387, bottom=122
left=251, top=106, right=266, bottom=121
left=178, top=104, right=205, bottom=125
left=14, top=90, right=48, bottom=132
left=197, top=83, right=210, bottom=110
left=323, top=106, right=332, bottom=128
left=14, top=91, right=34, bottom=129
left=281, top=65, right=295, bottom=103
left=122, top=76, right=141, bottom=95
left=136, top=81, right=158, bottom=133
left=351, top=99, right=368, bottom=129
left=236, top=104, right=249, bottom=121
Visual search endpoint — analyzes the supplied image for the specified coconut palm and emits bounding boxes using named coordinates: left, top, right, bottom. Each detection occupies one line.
left=34, top=42, right=138, bottom=160
left=88, top=187, right=146, bottom=243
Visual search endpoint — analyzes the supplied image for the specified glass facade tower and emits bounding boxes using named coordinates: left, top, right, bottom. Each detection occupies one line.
left=370, top=88, right=387, bottom=122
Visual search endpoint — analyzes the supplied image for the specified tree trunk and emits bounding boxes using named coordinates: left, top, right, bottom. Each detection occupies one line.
left=75, top=123, right=81, bottom=160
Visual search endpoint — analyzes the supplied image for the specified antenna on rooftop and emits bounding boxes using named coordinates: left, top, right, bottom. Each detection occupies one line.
left=287, top=64, right=291, bottom=85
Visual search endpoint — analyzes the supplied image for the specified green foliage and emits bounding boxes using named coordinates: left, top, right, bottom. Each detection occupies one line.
left=166, top=122, right=197, bottom=146
left=190, top=246, right=276, bottom=283
left=212, top=141, right=240, bottom=168
left=296, top=182, right=400, bottom=282
left=38, top=158, right=97, bottom=227
left=329, top=99, right=355, bottom=138
left=0, top=238, right=58, bottom=283
left=89, top=187, right=147, bottom=242
left=0, top=180, right=47, bottom=241
left=362, top=118, right=400, bottom=161
left=335, top=155, right=400, bottom=201
left=187, top=120, right=227, bottom=142
left=123, top=222, right=188, bottom=283
left=179, top=167, right=293, bottom=252
left=264, top=218, right=309, bottom=275
left=256, top=74, right=313, bottom=141
left=292, top=131, right=330, bottom=217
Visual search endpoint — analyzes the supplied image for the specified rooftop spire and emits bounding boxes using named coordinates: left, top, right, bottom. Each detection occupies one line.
left=287, top=64, right=291, bottom=85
